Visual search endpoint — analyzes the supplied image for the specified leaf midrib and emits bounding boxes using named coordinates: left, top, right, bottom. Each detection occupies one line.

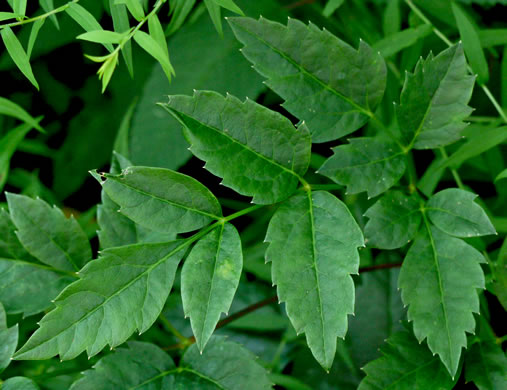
left=171, top=109, right=304, bottom=183
left=105, top=175, right=222, bottom=220
left=232, top=19, right=373, bottom=118
left=423, top=215, right=454, bottom=374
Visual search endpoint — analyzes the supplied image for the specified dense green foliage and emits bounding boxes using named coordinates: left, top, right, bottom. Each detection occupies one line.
left=1, top=0, right=506, bottom=389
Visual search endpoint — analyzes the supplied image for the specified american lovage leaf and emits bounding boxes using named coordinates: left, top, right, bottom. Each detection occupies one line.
left=94, top=166, right=222, bottom=234
left=364, top=190, right=422, bottom=249
left=162, top=90, right=311, bottom=204
left=96, top=153, right=175, bottom=249
left=182, top=222, right=242, bottom=351
left=399, top=225, right=485, bottom=377
left=397, top=43, right=475, bottom=149
left=265, top=190, right=364, bottom=370
left=228, top=16, right=386, bottom=143
left=426, top=188, right=496, bottom=238
left=6, top=193, right=91, bottom=272
left=14, top=241, right=186, bottom=360
left=0, top=302, right=18, bottom=373
left=358, top=330, right=456, bottom=390
left=318, top=137, right=406, bottom=198
left=70, top=337, right=272, bottom=389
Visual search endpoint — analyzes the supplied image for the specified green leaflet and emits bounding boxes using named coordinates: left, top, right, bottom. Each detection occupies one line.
left=228, top=16, right=386, bottom=143
left=397, top=43, right=475, bottom=149
left=0, top=97, right=44, bottom=132
left=70, top=341, right=175, bottom=390
left=265, top=191, right=364, bottom=369
left=0, top=302, right=18, bottom=373
left=2, top=377, right=40, bottom=390
left=465, top=341, right=507, bottom=390
left=162, top=90, right=311, bottom=205
left=399, top=226, right=485, bottom=377
left=426, top=189, right=496, bottom=238
left=70, top=337, right=272, bottom=389
left=0, top=122, right=36, bottom=191
left=96, top=166, right=222, bottom=234
left=364, top=191, right=422, bottom=249
left=358, top=331, right=456, bottom=390
left=96, top=154, right=176, bottom=249
left=109, top=0, right=133, bottom=77
left=318, top=137, right=406, bottom=198
left=176, top=336, right=272, bottom=389
left=6, top=193, right=91, bottom=272
left=0, top=258, right=71, bottom=316
left=14, top=241, right=185, bottom=360
left=373, top=24, right=432, bottom=58
left=0, top=209, right=70, bottom=316
left=182, top=222, right=242, bottom=351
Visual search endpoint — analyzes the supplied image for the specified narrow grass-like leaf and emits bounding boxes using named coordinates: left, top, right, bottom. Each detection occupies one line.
left=77, top=30, right=125, bottom=44
left=452, top=2, right=489, bottom=85
left=0, top=12, right=20, bottom=21
left=182, top=223, right=242, bottom=351
left=148, top=13, right=170, bottom=71
left=109, top=0, right=133, bottom=77
left=212, top=0, right=244, bottom=15
left=6, top=193, right=91, bottom=272
left=166, top=0, right=196, bottom=36
left=358, top=331, right=455, bottom=390
left=0, top=302, right=18, bottom=373
left=204, top=0, right=223, bottom=36
left=14, top=241, right=186, bottom=360
left=373, top=24, right=432, bottom=58
left=12, top=0, right=27, bottom=18
left=39, top=0, right=59, bottom=29
left=96, top=166, right=222, bottom=234
left=228, top=16, right=386, bottom=142
left=397, top=43, right=475, bottom=149
left=133, top=30, right=175, bottom=81
left=399, top=226, right=485, bottom=377
left=364, top=191, right=422, bottom=249
left=318, top=137, right=406, bottom=198
left=383, top=0, right=400, bottom=35
left=0, top=97, right=43, bottom=132
left=27, top=19, right=45, bottom=59
left=427, top=189, right=496, bottom=238
left=265, top=191, right=364, bottom=369
left=65, top=3, right=113, bottom=52
left=0, top=122, right=36, bottom=191
left=323, top=0, right=345, bottom=17
left=70, top=342, right=175, bottom=390
left=116, top=0, right=145, bottom=21
left=162, top=90, right=311, bottom=204
left=479, top=28, right=507, bottom=48
left=1, top=26, right=39, bottom=90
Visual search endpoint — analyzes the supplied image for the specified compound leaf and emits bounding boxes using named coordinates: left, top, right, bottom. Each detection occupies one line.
left=6, top=193, right=91, bottom=272
left=14, top=241, right=186, bottom=360
left=358, top=331, right=455, bottom=390
left=228, top=16, right=386, bottom=143
left=0, top=302, right=18, bottom=373
left=399, top=226, right=485, bottom=377
left=162, top=90, right=311, bottom=204
left=364, top=191, right=422, bottom=249
left=182, top=223, right=242, bottom=352
left=318, top=137, right=406, bottom=198
left=96, top=166, right=222, bottom=234
left=70, top=341, right=175, bottom=390
left=397, top=43, right=475, bottom=149
left=265, top=190, right=364, bottom=369
left=427, top=188, right=496, bottom=238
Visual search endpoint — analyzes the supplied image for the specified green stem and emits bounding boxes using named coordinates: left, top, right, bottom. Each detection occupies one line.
left=159, top=314, right=188, bottom=343
left=306, top=184, right=343, bottom=191
left=0, top=0, right=79, bottom=30
left=439, top=147, right=465, bottom=189
left=404, top=0, right=507, bottom=124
